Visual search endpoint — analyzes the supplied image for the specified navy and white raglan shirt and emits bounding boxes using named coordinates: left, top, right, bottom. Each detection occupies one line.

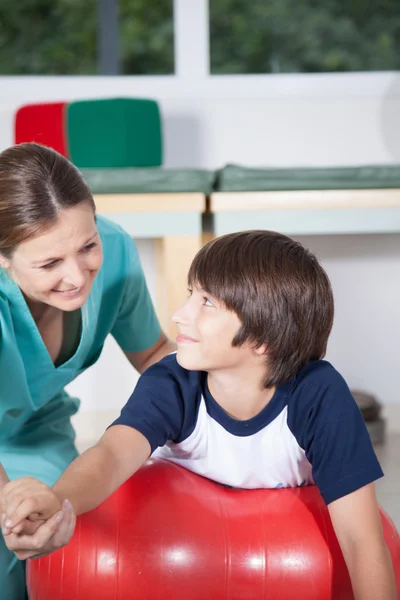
left=111, top=354, right=383, bottom=504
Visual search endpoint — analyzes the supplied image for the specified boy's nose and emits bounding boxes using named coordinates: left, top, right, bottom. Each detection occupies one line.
left=172, top=299, right=190, bottom=325
left=171, top=307, right=183, bottom=324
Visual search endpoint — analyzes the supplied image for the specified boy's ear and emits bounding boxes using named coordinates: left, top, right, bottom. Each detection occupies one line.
left=253, top=343, right=268, bottom=356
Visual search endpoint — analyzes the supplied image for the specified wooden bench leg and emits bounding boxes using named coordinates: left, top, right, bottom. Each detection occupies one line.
left=156, top=235, right=202, bottom=338
left=201, top=231, right=215, bottom=246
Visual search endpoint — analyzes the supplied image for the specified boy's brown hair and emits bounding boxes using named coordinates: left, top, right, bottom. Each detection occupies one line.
left=188, top=230, right=334, bottom=388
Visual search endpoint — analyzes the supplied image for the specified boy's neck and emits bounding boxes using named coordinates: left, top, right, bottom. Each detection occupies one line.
left=207, top=367, right=276, bottom=421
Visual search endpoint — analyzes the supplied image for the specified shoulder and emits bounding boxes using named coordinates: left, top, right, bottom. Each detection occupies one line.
left=296, top=359, right=345, bottom=385
left=97, top=215, right=137, bottom=256
left=96, top=216, right=141, bottom=279
left=293, top=359, right=350, bottom=402
left=0, top=270, right=17, bottom=304
left=141, top=353, right=203, bottom=394
left=287, top=360, right=356, bottom=440
left=96, top=215, right=130, bottom=242
left=113, top=354, right=204, bottom=450
left=289, top=361, right=383, bottom=504
left=136, top=354, right=204, bottom=425
left=0, top=277, right=15, bottom=348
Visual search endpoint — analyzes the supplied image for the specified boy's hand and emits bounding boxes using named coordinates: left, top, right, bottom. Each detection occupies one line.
left=1, top=477, right=62, bottom=535
left=0, top=465, right=75, bottom=560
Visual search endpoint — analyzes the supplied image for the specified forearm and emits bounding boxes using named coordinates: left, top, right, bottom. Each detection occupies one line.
left=52, top=427, right=151, bottom=517
left=52, top=444, right=121, bottom=516
left=346, top=543, right=397, bottom=600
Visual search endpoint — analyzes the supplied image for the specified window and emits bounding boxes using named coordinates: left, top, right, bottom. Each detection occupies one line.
left=120, top=0, right=174, bottom=75
left=0, top=0, right=174, bottom=75
left=210, top=0, right=400, bottom=74
left=0, top=0, right=97, bottom=75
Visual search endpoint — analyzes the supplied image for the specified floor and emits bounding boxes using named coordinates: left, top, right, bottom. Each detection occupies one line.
left=375, top=433, right=400, bottom=530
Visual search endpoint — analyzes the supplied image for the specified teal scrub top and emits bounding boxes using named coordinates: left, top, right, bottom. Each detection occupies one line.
left=0, top=216, right=161, bottom=444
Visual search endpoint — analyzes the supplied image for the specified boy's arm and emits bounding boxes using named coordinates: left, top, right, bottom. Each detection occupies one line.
left=328, top=483, right=397, bottom=600
left=4, top=358, right=184, bottom=531
left=297, top=372, right=396, bottom=598
left=53, top=425, right=151, bottom=516
left=2, top=425, right=150, bottom=529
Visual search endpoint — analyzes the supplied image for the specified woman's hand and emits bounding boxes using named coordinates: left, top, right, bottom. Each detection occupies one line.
left=0, top=464, right=76, bottom=560
left=1, top=476, right=62, bottom=534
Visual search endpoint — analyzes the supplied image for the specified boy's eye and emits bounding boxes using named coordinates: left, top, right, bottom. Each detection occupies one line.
left=203, top=297, right=214, bottom=307
left=187, top=288, right=193, bottom=297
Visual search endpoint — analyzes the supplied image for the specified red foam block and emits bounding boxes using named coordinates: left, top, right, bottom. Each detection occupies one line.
left=14, top=102, right=68, bottom=157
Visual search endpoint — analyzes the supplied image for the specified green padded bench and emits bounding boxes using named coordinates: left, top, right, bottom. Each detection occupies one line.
left=82, top=167, right=214, bottom=195
left=82, top=166, right=213, bottom=237
left=210, top=164, right=400, bottom=236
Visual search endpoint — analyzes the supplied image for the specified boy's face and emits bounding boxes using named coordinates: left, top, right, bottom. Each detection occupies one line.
left=172, top=284, right=252, bottom=372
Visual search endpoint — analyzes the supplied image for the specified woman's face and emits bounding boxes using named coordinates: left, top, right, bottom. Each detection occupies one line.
left=0, top=203, right=103, bottom=312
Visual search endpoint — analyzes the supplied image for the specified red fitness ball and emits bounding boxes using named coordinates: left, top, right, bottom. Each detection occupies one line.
left=27, top=459, right=400, bottom=600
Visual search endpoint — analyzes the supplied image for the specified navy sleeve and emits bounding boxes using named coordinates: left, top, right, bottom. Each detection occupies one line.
left=290, top=363, right=384, bottom=505
left=110, top=356, right=186, bottom=453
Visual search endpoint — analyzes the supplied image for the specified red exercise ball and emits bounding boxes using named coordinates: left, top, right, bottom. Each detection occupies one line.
left=27, top=458, right=400, bottom=600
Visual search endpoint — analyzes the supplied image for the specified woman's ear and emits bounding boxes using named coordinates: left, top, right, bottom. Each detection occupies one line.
left=0, top=253, right=10, bottom=269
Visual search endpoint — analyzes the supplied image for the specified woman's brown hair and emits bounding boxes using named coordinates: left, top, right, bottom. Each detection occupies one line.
left=0, top=143, right=95, bottom=258
left=188, top=230, right=334, bottom=388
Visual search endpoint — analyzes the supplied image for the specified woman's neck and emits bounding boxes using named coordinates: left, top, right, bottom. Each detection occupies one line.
left=23, top=294, right=58, bottom=325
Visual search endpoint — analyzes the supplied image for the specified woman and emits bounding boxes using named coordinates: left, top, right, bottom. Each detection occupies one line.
left=0, top=143, right=174, bottom=598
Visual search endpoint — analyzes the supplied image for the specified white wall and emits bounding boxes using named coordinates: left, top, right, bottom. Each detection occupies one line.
left=299, top=234, right=400, bottom=405
left=1, top=71, right=400, bottom=438
left=1, top=72, right=400, bottom=166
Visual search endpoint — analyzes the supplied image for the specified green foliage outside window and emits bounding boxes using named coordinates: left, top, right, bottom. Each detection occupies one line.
left=0, top=0, right=398, bottom=75
left=210, top=0, right=400, bottom=73
left=120, top=0, right=174, bottom=75
left=0, top=0, right=173, bottom=75
left=0, top=0, right=97, bottom=74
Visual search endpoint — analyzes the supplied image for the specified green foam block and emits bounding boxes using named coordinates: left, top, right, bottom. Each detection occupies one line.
left=67, top=98, right=162, bottom=168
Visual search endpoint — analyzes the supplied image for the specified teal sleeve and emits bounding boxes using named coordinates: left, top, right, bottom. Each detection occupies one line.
left=111, top=236, right=161, bottom=353
left=0, top=299, right=32, bottom=439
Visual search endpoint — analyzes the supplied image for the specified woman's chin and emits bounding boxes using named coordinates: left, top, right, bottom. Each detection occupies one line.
left=50, top=288, right=89, bottom=311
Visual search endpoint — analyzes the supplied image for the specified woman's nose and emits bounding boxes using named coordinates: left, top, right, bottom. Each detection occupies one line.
left=62, top=261, right=86, bottom=288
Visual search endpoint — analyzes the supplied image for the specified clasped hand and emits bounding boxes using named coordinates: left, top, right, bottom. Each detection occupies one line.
left=0, top=465, right=75, bottom=560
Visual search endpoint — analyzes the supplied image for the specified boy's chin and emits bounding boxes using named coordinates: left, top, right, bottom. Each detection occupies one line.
left=176, top=350, right=202, bottom=371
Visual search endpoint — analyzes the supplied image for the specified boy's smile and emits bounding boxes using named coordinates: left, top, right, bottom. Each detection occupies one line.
left=176, top=333, right=199, bottom=344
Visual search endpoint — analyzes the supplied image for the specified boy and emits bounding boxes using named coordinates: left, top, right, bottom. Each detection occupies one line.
left=0, top=230, right=397, bottom=599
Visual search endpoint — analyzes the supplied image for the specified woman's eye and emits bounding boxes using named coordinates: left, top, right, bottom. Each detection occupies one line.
left=82, top=242, right=97, bottom=252
left=41, top=261, right=58, bottom=270
left=204, top=297, right=214, bottom=307
left=187, top=288, right=193, bottom=297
